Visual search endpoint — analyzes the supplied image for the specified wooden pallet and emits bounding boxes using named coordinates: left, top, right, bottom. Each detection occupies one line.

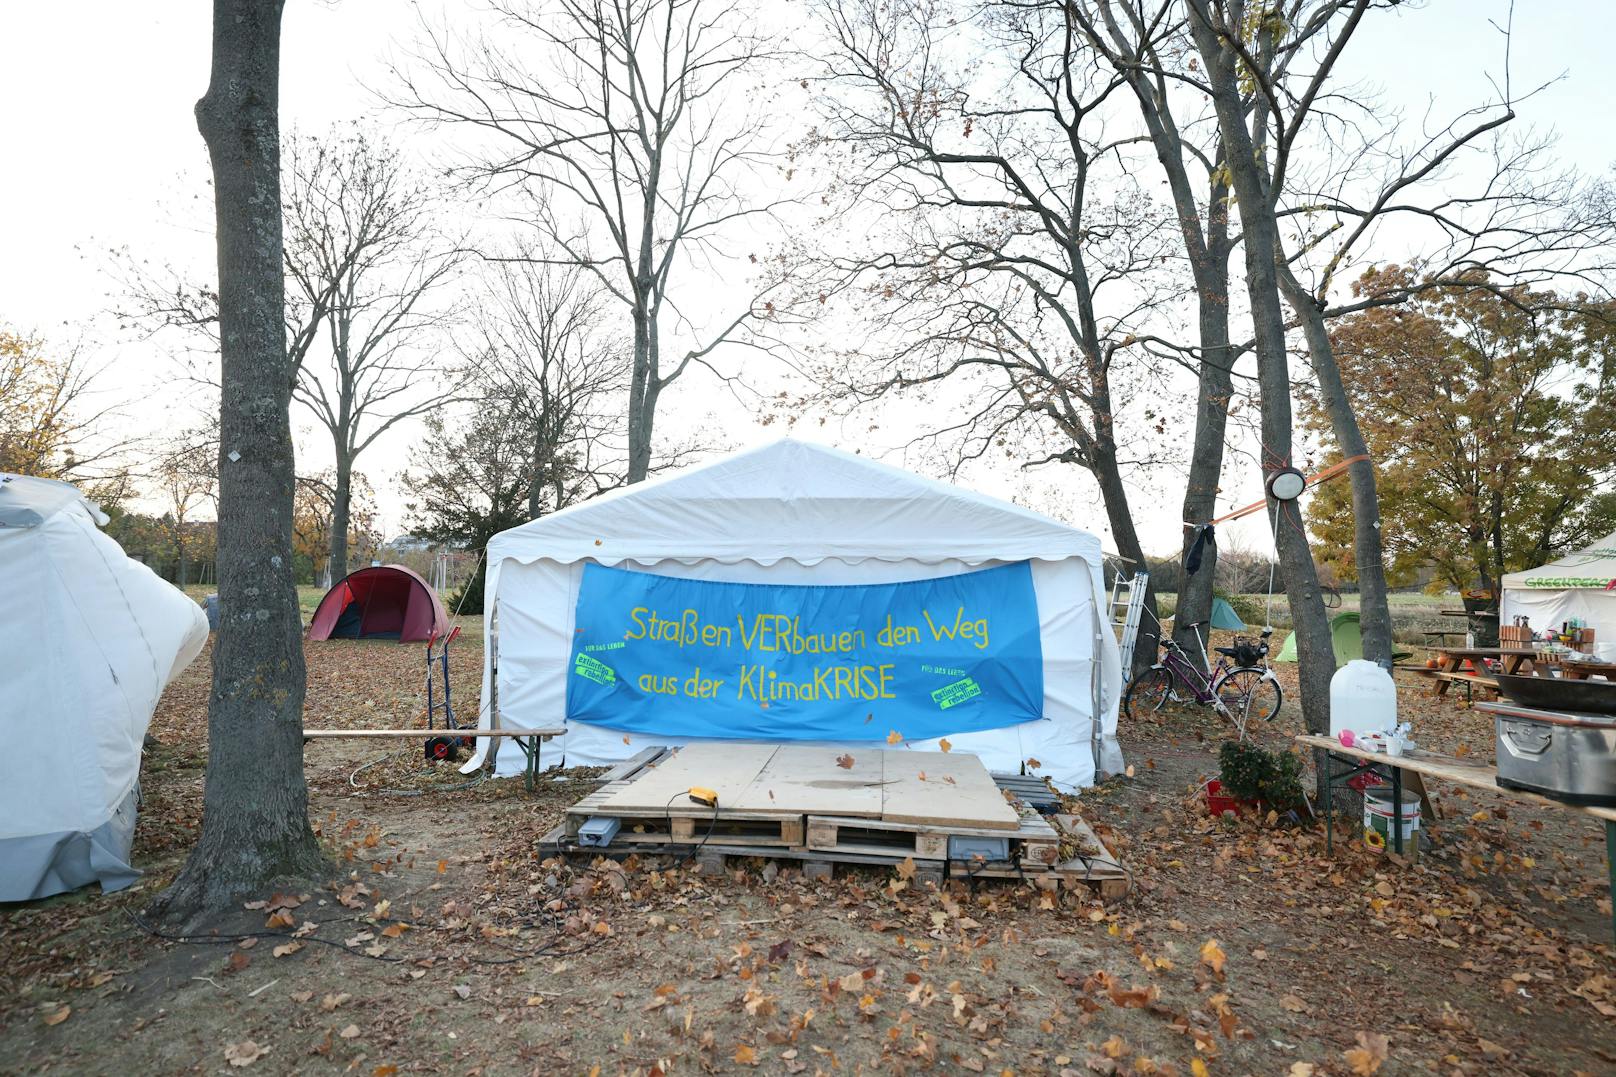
left=804, top=810, right=1061, bottom=866
left=947, top=814, right=1129, bottom=898
left=537, top=823, right=943, bottom=882
left=566, top=780, right=805, bottom=846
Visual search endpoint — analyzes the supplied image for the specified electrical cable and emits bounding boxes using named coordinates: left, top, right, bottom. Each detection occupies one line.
left=664, top=791, right=722, bottom=864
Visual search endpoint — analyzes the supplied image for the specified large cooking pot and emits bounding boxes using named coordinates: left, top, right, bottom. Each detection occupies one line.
left=1495, top=673, right=1616, bottom=716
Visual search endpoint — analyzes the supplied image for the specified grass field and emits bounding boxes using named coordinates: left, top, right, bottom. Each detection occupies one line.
left=1156, top=591, right=1463, bottom=647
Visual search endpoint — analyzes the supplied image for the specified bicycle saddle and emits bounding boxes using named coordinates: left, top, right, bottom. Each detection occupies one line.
left=1214, top=645, right=1239, bottom=657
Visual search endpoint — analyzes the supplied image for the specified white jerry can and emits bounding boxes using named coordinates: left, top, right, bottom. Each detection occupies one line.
left=1329, top=659, right=1397, bottom=737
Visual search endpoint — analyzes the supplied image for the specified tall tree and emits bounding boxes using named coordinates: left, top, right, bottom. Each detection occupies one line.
left=392, top=0, right=790, bottom=482
left=810, top=0, right=1178, bottom=673
left=469, top=253, right=632, bottom=518
left=151, top=0, right=325, bottom=924
left=1308, top=269, right=1616, bottom=593
left=1070, top=1, right=1238, bottom=672
left=282, top=130, right=463, bottom=580
left=1184, top=0, right=1341, bottom=731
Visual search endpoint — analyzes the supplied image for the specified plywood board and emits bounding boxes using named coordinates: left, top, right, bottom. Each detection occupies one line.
left=729, top=745, right=886, bottom=818
left=591, top=743, right=781, bottom=816
left=879, top=750, right=1020, bottom=830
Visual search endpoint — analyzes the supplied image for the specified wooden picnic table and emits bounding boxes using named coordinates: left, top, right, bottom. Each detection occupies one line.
left=1297, top=731, right=1616, bottom=943
left=1430, top=646, right=1538, bottom=697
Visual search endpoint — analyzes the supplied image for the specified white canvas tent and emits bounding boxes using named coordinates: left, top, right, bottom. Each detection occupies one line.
left=466, top=440, right=1123, bottom=790
left=1501, top=529, right=1616, bottom=649
left=0, top=475, right=209, bottom=900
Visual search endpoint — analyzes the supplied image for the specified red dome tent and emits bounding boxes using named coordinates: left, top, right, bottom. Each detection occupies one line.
left=308, top=564, right=450, bottom=642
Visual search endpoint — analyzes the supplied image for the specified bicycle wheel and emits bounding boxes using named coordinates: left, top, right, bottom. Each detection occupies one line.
left=1124, top=666, right=1177, bottom=722
left=1213, top=667, right=1282, bottom=740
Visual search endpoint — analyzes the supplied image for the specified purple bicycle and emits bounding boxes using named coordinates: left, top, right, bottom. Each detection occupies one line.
left=1123, top=622, right=1282, bottom=740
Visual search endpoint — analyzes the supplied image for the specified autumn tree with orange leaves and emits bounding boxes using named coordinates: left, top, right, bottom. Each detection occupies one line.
left=1305, top=267, right=1616, bottom=593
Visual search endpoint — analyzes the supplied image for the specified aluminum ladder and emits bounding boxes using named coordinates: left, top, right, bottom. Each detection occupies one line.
left=1109, top=569, right=1150, bottom=673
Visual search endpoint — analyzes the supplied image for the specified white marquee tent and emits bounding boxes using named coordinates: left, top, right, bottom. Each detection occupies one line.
left=465, top=440, right=1123, bottom=790
left=1501, top=529, right=1616, bottom=652
left=0, top=475, right=209, bottom=900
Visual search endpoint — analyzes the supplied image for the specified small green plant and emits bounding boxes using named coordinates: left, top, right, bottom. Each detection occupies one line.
left=1218, top=741, right=1304, bottom=808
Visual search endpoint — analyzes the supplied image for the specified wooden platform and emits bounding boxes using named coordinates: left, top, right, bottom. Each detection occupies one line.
left=583, top=743, right=1020, bottom=830
left=554, top=747, right=1130, bottom=897
left=804, top=810, right=1060, bottom=864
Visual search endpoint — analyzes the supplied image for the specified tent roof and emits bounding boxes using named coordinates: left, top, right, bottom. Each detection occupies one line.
left=1502, top=530, right=1616, bottom=590
left=488, top=439, right=1104, bottom=568
left=0, top=474, right=102, bottom=529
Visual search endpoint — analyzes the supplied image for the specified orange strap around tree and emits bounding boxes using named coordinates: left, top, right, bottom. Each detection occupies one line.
left=1200, top=454, right=1370, bottom=528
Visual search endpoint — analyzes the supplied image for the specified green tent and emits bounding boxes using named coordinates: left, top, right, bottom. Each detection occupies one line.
left=1210, top=596, right=1246, bottom=630
left=1275, top=611, right=1362, bottom=662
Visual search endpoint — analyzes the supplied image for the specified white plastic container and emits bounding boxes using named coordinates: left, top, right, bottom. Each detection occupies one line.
left=1330, top=659, right=1397, bottom=737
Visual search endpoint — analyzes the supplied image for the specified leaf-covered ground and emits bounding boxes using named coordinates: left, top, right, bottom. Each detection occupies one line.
left=2, top=626, right=1613, bottom=1075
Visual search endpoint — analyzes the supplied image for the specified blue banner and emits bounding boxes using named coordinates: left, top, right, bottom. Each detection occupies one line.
left=564, top=562, right=1044, bottom=741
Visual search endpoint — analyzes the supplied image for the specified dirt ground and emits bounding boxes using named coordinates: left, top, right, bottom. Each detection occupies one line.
left=3, top=623, right=1614, bottom=1076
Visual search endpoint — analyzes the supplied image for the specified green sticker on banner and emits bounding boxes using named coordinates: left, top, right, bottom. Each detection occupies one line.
left=574, top=652, right=616, bottom=686
left=931, top=677, right=982, bottom=710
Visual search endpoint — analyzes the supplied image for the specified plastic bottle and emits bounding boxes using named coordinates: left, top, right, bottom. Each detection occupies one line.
left=1329, top=659, right=1397, bottom=737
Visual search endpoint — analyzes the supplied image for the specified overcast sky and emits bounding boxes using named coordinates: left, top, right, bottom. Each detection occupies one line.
left=2, top=0, right=1610, bottom=557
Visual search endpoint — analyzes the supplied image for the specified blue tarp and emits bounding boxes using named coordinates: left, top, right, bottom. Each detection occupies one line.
left=565, top=562, right=1045, bottom=741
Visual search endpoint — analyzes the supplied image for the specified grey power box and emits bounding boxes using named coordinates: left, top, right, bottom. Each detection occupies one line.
left=577, top=816, right=622, bottom=847
left=947, top=836, right=1010, bottom=861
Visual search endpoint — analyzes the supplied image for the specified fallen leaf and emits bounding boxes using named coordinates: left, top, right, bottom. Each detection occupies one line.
left=1343, top=1031, right=1389, bottom=1076
left=320, top=993, right=351, bottom=1012
left=225, top=951, right=251, bottom=974
left=272, top=942, right=303, bottom=958
left=373, top=1067, right=398, bottom=1077
left=223, top=1040, right=270, bottom=1067
left=453, top=984, right=472, bottom=1000
left=339, top=1024, right=360, bottom=1040
left=836, top=754, right=854, bottom=770
left=1190, top=1060, right=1209, bottom=1077
left=1026, top=757, right=1042, bottom=769
left=1280, top=994, right=1308, bottom=1013
left=265, top=910, right=295, bottom=930
left=42, top=1005, right=71, bottom=1026
left=939, top=738, right=952, bottom=753
left=734, top=1044, right=759, bottom=1066
left=1288, top=1065, right=1316, bottom=1077
left=1200, top=939, right=1226, bottom=978
left=886, top=730, right=903, bottom=745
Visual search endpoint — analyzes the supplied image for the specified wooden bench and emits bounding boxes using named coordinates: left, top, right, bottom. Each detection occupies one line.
left=301, top=727, right=566, bottom=790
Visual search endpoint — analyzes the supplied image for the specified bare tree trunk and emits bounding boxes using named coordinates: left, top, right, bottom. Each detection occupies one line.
left=1090, top=435, right=1159, bottom=679
left=627, top=303, right=654, bottom=484
left=150, top=0, right=324, bottom=926
left=330, top=456, right=351, bottom=581
left=1188, top=3, right=1336, bottom=734
left=1176, top=343, right=1233, bottom=670
left=1278, top=267, right=1395, bottom=665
